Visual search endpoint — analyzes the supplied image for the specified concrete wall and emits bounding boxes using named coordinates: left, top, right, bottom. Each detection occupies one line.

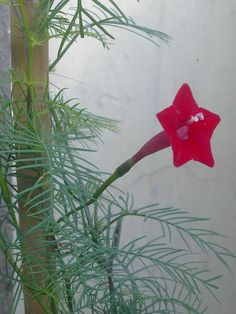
left=51, top=1, right=236, bottom=313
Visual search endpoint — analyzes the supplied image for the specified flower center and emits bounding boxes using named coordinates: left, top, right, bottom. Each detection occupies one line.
left=177, top=125, right=189, bottom=140
left=177, top=112, right=205, bottom=140
left=187, top=112, right=204, bottom=125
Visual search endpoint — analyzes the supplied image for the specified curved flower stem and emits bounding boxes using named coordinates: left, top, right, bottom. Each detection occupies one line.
left=57, top=159, right=134, bottom=223
left=58, top=131, right=171, bottom=223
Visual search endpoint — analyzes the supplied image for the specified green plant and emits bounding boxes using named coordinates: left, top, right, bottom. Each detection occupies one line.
left=0, top=1, right=234, bottom=313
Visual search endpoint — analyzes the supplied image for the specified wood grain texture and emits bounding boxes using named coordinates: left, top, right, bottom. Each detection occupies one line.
left=11, top=2, right=55, bottom=313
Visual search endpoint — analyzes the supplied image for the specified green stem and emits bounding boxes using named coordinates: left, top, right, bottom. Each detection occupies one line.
left=58, top=159, right=135, bottom=223
left=17, top=0, right=35, bottom=115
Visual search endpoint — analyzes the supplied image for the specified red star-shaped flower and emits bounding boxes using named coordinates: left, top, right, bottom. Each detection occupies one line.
left=156, top=83, right=221, bottom=167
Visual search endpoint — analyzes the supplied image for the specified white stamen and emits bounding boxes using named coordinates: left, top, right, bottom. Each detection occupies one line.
left=187, top=112, right=204, bottom=125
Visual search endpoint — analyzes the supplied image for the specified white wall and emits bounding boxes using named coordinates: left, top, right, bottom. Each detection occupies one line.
left=50, top=1, right=236, bottom=313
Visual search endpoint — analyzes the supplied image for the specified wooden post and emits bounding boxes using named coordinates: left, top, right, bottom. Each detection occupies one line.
left=11, top=2, right=55, bottom=313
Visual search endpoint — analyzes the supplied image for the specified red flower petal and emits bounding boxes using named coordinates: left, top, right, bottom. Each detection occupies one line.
left=173, top=83, right=199, bottom=123
left=171, top=137, right=193, bottom=167
left=191, top=138, right=215, bottom=167
left=189, top=107, right=221, bottom=139
left=156, top=105, right=179, bottom=137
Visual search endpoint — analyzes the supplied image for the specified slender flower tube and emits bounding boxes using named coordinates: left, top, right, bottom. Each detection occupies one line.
left=131, top=131, right=171, bottom=165
left=59, top=83, right=221, bottom=221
